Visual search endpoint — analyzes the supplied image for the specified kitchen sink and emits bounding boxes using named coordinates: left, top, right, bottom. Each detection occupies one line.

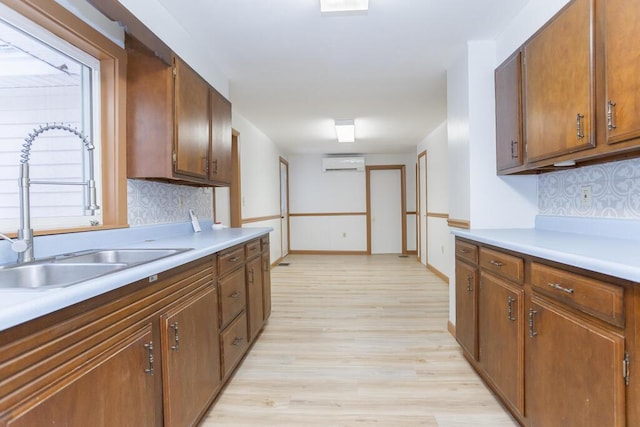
left=0, top=248, right=192, bottom=290
left=0, top=263, right=127, bottom=290
left=53, top=248, right=189, bottom=265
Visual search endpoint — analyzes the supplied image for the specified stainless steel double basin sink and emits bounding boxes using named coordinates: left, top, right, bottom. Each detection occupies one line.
left=0, top=248, right=191, bottom=291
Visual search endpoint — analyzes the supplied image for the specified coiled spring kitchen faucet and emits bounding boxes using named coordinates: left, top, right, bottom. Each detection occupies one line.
left=4, top=123, right=100, bottom=263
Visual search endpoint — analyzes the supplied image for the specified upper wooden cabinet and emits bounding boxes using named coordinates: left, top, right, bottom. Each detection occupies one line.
left=495, top=50, right=524, bottom=173
left=523, top=0, right=596, bottom=164
left=210, top=88, right=233, bottom=185
left=126, top=36, right=232, bottom=186
left=603, top=0, right=640, bottom=146
left=497, top=0, right=640, bottom=173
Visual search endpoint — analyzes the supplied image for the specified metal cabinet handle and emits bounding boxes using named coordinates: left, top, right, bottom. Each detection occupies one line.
left=144, top=342, right=155, bottom=374
left=548, top=282, right=575, bottom=294
left=510, top=140, right=518, bottom=159
left=459, top=248, right=470, bottom=254
left=529, top=308, right=538, bottom=338
left=507, top=296, right=516, bottom=321
left=489, top=260, right=504, bottom=268
left=249, top=268, right=255, bottom=284
left=576, top=113, right=585, bottom=139
left=212, top=159, right=218, bottom=174
left=232, top=337, right=243, bottom=346
left=229, top=256, right=240, bottom=263
left=263, top=260, right=270, bottom=272
left=230, top=291, right=240, bottom=299
left=607, top=101, right=617, bottom=130
left=170, top=322, right=179, bottom=351
left=466, top=274, right=473, bottom=292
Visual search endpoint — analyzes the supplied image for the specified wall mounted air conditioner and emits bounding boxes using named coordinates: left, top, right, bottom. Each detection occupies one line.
left=321, top=156, right=365, bottom=172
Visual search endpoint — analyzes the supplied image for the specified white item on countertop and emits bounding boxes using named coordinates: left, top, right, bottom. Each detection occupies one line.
left=211, top=222, right=226, bottom=230
left=189, top=209, right=201, bottom=232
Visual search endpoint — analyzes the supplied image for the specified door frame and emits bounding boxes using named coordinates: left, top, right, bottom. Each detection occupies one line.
left=417, top=150, right=427, bottom=265
left=279, top=156, right=290, bottom=259
left=230, top=129, right=242, bottom=227
left=366, top=165, right=407, bottom=255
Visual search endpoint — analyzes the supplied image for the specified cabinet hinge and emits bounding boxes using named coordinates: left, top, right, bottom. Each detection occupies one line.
left=172, top=66, right=177, bottom=77
left=172, top=151, right=177, bottom=165
left=624, top=352, right=630, bottom=386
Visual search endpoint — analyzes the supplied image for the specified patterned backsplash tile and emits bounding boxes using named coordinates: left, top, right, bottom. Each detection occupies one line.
left=539, top=158, right=640, bottom=218
left=127, top=180, right=213, bottom=226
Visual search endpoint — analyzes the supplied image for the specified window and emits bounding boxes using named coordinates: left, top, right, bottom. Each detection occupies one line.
left=0, top=0, right=126, bottom=235
left=0, top=8, right=102, bottom=231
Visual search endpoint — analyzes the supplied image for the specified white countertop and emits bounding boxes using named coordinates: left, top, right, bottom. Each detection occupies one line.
left=0, top=223, right=271, bottom=332
left=451, top=216, right=640, bottom=283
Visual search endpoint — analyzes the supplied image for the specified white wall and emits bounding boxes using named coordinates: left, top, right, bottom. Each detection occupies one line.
left=232, top=111, right=284, bottom=264
left=288, top=153, right=416, bottom=253
left=417, top=121, right=450, bottom=279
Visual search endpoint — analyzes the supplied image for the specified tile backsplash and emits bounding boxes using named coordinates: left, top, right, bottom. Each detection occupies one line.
left=127, top=180, right=213, bottom=226
left=539, top=158, right=640, bottom=218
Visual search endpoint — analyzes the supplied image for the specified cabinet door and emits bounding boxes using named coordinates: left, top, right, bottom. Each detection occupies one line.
left=455, top=261, right=477, bottom=360
left=161, top=286, right=221, bottom=427
left=495, top=50, right=523, bottom=172
left=478, top=272, right=524, bottom=415
left=174, top=57, right=210, bottom=180
left=604, top=0, right=640, bottom=145
left=210, top=88, right=232, bottom=184
left=6, top=325, right=157, bottom=427
left=523, top=0, right=595, bottom=163
left=526, top=295, right=626, bottom=427
left=262, top=251, right=272, bottom=321
left=246, top=256, right=264, bottom=341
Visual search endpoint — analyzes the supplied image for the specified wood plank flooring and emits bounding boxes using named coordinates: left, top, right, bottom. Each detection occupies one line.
left=201, top=254, right=517, bottom=426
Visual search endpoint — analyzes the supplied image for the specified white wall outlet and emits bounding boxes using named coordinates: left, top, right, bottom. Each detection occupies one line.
left=581, top=186, right=592, bottom=208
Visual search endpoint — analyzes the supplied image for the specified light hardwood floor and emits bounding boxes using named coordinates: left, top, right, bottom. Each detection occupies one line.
left=201, top=254, right=517, bottom=426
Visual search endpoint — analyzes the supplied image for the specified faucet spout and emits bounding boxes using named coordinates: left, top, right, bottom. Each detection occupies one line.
left=13, top=123, right=100, bottom=264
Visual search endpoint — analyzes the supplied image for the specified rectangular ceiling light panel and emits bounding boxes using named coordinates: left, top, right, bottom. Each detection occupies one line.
left=321, top=0, right=369, bottom=13
left=335, top=119, right=355, bottom=143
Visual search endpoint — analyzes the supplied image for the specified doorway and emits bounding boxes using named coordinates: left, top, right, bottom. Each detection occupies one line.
left=417, top=151, right=427, bottom=266
left=366, top=165, right=406, bottom=254
left=279, top=157, right=289, bottom=259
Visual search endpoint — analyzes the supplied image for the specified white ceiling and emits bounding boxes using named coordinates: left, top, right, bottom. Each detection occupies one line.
left=154, top=0, right=530, bottom=155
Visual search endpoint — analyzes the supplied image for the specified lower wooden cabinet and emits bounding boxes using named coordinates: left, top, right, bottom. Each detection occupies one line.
left=161, top=286, right=221, bottom=427
left=478, top=272, right=524, bottom=416
left=455, top=259, right=478, bottom=360
left=455, top=237, right=634, bottom=426
left=3, top=324, right=157, bottom=427
left=246, top=255, right=264, bottom=341
left=0, top=233, right=273, bottom=427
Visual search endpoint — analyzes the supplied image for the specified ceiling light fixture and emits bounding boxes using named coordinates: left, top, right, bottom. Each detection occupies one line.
left=335, top=119, right=356, bottom=143
left=320, top=0, right=369, bottom=13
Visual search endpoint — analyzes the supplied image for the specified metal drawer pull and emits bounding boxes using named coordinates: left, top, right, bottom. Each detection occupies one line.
left=230, top=291, right=240, bottom=299
left=144, top=342, right=155, bottom=374
left=510, top=140, right=518, bottom=158
left=229, top=256, right=240, bottom=262
left=507, top=296, right=516, bottom=321
left=529, top=308, right=538, bottom=338
left=232, top=337, right=243, bottom=346
left=459, top=248, right=470, bottom=254
left=548, top=282, right=574, bottom=294
left=249, top=269, right=254, bottom=284
left=607, top=101, right=617, bottom=130
left=576, top=113, right=585, bottom=139
left=489, top=260, right=504, bottom=267
left=250, top=246, right=259, bottom=251
left=466, top=274, right=473, bottom=292
left=170, top=322, right=179, bottom=351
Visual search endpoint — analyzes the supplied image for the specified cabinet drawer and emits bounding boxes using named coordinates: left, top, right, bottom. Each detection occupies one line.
left=245, top=239, right=261, bottom=259
left=218, top=246, right=245, bottom=276
left=479, top=247, right=523, bottom=284
left=218, top=268, right=246, bottom=328
left=456, top=240, right=478, bottom=264
left=531, top=263, right=624, bottom=327
left=221, top=311, right=248, bottom=377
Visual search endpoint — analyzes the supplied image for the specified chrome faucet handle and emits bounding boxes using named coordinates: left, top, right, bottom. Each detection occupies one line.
left=0, top=233, right=28, bottom=253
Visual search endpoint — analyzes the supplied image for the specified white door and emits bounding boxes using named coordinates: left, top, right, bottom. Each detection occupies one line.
left=419, top=155, right=427, bottom=266
left=370, top=169, right=402, bottom=254
left=280, top=160, right=289, bottom=258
